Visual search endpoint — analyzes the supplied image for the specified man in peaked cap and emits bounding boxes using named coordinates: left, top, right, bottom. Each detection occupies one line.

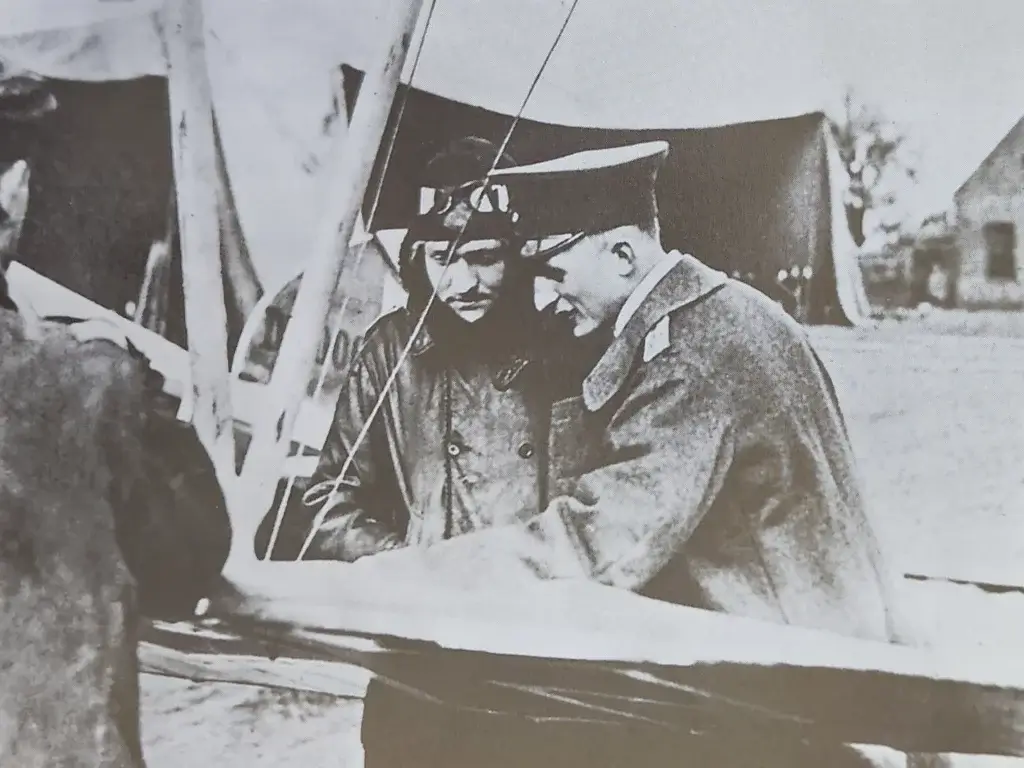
left=506, top=141, right=912, bottom=640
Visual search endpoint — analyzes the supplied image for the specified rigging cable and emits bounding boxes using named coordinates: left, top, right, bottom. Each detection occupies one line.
left=296, top=0, right=585, bottom=561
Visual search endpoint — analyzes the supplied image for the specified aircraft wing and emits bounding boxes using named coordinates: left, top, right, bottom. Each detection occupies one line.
left=140, top=571, right=1024, bottom=759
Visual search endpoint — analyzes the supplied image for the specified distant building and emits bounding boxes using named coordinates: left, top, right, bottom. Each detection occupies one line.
left=953, top=116, right=1024, bottom=308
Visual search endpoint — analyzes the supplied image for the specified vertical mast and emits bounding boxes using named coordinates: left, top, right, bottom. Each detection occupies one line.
left=231, top=0, right=429, bottom=572
left=161, top=0, right=235, bottom=478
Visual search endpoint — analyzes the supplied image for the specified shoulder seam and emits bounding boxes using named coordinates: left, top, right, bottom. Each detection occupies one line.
left=348, top=306, right=411, bottom=372
left=358, top=305, right=406, bottom=343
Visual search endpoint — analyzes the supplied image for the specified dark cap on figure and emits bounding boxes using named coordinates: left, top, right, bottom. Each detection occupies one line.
left=405, top=136, right=519, bottom=244
left=493, top=141, right=670, bottom=259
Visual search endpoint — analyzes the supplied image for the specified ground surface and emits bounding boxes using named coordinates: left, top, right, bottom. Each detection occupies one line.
left=140, top=310, right=1024, bottom=767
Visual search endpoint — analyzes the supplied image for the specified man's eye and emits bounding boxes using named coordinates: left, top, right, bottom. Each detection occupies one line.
left=531, top=262, right=567, bottom=282
left=466, top=252, right=504, bottom=267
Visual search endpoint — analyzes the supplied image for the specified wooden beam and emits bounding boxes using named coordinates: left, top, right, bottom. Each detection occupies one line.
left=159, top=0, right=234, bottom=477
left=232, top=0, right=427, bottom=569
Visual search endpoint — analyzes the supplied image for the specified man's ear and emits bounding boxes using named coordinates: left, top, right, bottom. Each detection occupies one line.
left=611, top=242, right=637, bottom=277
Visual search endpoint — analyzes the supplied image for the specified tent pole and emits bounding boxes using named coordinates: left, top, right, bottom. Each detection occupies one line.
left=160, top=0, right=235, bottom=480
left=231, top=0, right=428, bottom=573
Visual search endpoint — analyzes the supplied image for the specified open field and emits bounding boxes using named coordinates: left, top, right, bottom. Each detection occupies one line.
left=140, top=311, right=1024, bottom=767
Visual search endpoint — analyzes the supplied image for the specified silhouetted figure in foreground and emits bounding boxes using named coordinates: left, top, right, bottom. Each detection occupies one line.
left=0, top=308, right=230, bottom=766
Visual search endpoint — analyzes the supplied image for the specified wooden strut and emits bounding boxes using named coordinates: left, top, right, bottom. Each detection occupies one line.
left=232, top=0, right=429, bottom=572
left=160, top=0, right=235, bottom=481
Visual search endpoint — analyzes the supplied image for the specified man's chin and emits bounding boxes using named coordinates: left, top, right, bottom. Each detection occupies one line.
left=447, top=304, right=493, bottom=323
left=572, top=318, right=601, bottom=337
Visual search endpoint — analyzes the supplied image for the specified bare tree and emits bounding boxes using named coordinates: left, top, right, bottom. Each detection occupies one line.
left=830, top=89, right=918, bottom=246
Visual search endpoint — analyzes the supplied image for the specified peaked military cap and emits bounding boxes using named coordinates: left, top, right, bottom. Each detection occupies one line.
left=491, top=140, right=671, bottom=259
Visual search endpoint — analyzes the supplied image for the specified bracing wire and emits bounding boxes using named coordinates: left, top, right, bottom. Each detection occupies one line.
left=295, top=0, right=585, bottom=561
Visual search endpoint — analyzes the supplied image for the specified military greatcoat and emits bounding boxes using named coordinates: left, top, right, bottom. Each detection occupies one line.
left=384, top=253, right=907, bottom=643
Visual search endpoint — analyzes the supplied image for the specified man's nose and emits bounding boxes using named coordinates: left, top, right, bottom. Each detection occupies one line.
left=534, top=277, right=559, bottom=311
left=446, top=259, right=476, bottom=292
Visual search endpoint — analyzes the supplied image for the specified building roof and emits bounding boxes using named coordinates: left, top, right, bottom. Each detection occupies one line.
left=954, top=114, right=1024, bottom=200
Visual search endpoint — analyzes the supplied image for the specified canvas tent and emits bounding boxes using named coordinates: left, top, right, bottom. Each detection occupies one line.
left=345, top=69, right=863, bottom=324
left=0, top=0, right=870, bottom=333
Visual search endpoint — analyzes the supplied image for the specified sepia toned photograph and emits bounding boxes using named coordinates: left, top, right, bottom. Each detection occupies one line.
left=0, top=1, right=1022, bottom=766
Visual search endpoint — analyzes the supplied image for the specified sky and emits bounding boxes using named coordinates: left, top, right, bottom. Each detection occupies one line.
left=3, top=0, right=1020, bottom=276
left=820, top=0, right=1024, bottom=222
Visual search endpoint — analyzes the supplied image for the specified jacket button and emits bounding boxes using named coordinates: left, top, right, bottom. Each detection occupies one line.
left=446, top=442, right=461, bottom=458
left=517, top=442, right=535, bottom=459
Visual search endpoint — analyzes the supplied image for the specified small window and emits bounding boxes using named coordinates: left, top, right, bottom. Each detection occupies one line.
left=983, top=221, right=1016, bottom=280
